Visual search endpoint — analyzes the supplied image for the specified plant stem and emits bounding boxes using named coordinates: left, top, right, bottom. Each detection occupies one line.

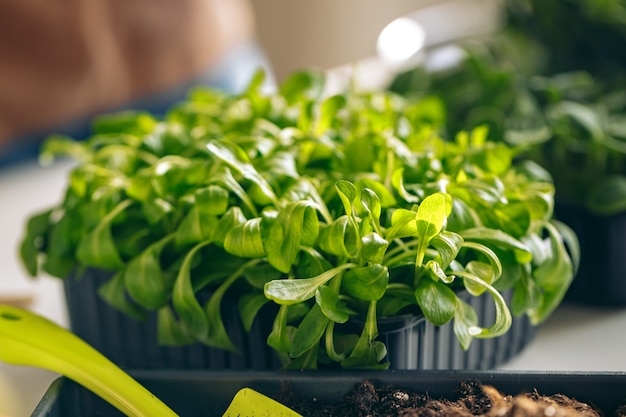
left=384, top=239, right=419, bottom=262
left=324, top=321, right=345, bottom=362
left=384, top=148, right=395, bottom=190
left=364, top=300, right=379, bottom=342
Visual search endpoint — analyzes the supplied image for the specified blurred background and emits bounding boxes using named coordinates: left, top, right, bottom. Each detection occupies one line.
left=249, top=0, right=439, bottom=81
left=0, top=0, right=441, bottom=166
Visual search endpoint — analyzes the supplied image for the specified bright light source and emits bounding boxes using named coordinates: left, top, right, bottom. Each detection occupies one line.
left=377, top=17, right=426, bottom=65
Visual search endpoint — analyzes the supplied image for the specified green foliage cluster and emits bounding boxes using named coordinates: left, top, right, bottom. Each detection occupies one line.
left=389, top=0, right=626, bottom=215
left=21, top=69, right=577, bottom=369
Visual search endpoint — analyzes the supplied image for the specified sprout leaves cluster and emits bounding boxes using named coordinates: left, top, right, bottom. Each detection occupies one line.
left=21, top=69, right=577, bottom=369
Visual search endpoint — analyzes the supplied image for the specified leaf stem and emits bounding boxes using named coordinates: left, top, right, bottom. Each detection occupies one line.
left=384, top=239, right=419, bottom=262
left=384, top=148, right=395, bottom=190
left=324, top=321, right=345, bottom=362
left=364, top=299, right=379, bottom=342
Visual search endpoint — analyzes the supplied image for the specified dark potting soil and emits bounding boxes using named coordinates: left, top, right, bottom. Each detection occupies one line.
left=276, top=379, right=620, bottom=417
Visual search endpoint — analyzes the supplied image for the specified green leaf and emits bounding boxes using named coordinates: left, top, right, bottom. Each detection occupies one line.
left=487, top=202, right=532, bottom=238
left=39, top=135, right=89, bottom=163
left=317, top=94, right=347, bottom=133
left=141, top=198, right=174, bottom=225
left=454, top=271, right=513, bottom=338
left=265, top=263, right=356, bottom=305
left=430, top=231, right=464, bottom=270
left=360, top=188, right=383, bottom=234
left=149, top=156, right=202, bottom=199
left=157, top=306, right=196, bottom=345
left=447, top=198, right=479, bottom=231
left=344, top=133, right=377, bottom=173
left=279, top=69, right=326, bottom=105
left=462, top=241, right=503, bottom=287
left=335, top=180, right=357, bottom=216
left=92, top=110, right=157, bottom=135
left=464, top=261, right=495, bottom=295
left=342, top=264, right=389, bottom=301
left=385, top=208, right=417, bottom=240
left=505, top=126, right=552, bottom=147
left=414, top=192, right=450, bottom=266
left=460, top=227, right=532, bottom=264
left=264, top=201, right=319, bottom=273
left=340, top=334, right=388, bottom=369
left=294, top=248, right=332, bottom=279
left=175, top=207, right=218, bottom=246
left=453, top=298, right=479, bottom=350
left=42, top=213, right=78, bottom=278
left=19, top=209, right=52, bottom=276
left=586, top=175, right=626, bottom=215
left=549, top=101, right=604, bottom=140
left=260, top=151, right=300, bottom=179
left=416, top=193, right=448, bottom=245
left=360, top=233, right=389, bottom=264
left=212, top=206, right=247, bottom=247
left=97, top=271, right=146, bottom=321
left=123, top=235, right=174, bottom=310
left=340, top=301, right=389, bottom=369
left=289, top=303, right=329, bottom=358
left=391, top=168, right=421, bottom=204
left=206, top=140, right=277, bottom=205
left=172, top=241, right=211, bottom=339
left=528, top=221, right=575, bottom=325
left=267, top=305, right=292, bottom=353
left=475, top=143, right=514, bottom=176
left=242, top=262, right=282, bottom=289
left=198, top=185, right=230, bottom=215
left=286, top=345, right=319, bottom=370
left=551, top=219, right=580, bottom=275
left=238, top=293, right=270, bottom=332
left=319, top=216, right=360, bottom=259
left=357, top=178, right=398, bottom=208
left=425, top=260, right=453, bottom=284
left=204, top=283, right=237, bottom=351
left=315, top=286, right=353, bottom=323
left=211, top=167, right=258, bottom=217
left=76, top=200, right=131, bottom=270
left=243, top=68, right=267, bottom=95
left=414, top=278, right=457, bottom=326
left=511, top=273, right=542, bottom=317
left=224, top=217, right=265, bottom=258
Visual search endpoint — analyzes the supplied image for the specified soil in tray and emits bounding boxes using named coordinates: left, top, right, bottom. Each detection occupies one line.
left=277, top=379, right=624, bottom=417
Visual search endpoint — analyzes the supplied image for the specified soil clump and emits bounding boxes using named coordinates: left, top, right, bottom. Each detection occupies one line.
left=277, top=379, right=617, bottom=417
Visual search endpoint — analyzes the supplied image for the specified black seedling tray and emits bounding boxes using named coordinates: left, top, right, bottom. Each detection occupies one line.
left=556, top=203, right=626, bottom=306
left=33, top=370, right=626, bottom=417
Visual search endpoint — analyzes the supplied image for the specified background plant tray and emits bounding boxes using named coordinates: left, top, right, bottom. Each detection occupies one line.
left=556, top=203, right=626, bottom=306
left=33, top=370, right=626, bottom=417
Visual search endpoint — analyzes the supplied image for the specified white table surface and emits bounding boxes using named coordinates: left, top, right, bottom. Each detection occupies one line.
left=1, top=159, right=626, bottom=417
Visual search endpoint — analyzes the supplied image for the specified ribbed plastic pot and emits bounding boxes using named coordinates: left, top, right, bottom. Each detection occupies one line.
left=341, top=289, right=536, bottom=370
left=555, top=202, right=626, bottom=306
left=63, top=269, right=283, bottom=370
left=63, top=269, right=536, bottom=370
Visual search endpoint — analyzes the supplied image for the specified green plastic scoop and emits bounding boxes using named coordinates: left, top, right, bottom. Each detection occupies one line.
left=0, top=304, right=300, bottom=417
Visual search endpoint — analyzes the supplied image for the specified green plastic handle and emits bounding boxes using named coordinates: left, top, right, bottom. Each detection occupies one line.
left=0, top=304, right=179, bottom=417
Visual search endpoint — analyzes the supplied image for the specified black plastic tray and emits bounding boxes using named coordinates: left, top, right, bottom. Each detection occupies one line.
left=556, top=203, right=626, bottom=306
left=33, top=370, right=626, bottom=417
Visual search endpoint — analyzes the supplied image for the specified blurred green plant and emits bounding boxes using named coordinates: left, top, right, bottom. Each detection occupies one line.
left=389, top=0, right=626, bottom=215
